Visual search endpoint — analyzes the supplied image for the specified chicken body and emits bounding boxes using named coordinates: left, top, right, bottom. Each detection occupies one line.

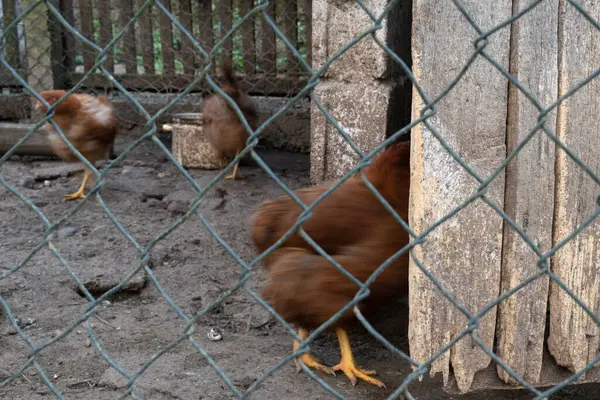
left=201, top=65, right=259, bottom=180
left=35, top=90, right=118, bottom=200
left=251, top=141, right=411, bottom=388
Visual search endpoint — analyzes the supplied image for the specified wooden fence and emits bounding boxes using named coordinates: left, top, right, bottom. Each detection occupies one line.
left=0, top=0, right=311, bottom=102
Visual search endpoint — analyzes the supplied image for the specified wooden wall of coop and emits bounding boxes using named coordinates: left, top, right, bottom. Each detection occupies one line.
left=0, top=0, right=312, bottom=121
left=310, top=0, right=600, bottom=395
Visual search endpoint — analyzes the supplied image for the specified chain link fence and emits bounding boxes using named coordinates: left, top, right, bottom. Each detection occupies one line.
left=1, top=0, right=600, bottom=399
left=0, top=0, right=310, bottom=125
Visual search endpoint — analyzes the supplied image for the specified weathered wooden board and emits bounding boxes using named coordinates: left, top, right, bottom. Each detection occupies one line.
left=0, top=123, right=52, bottom=156
left=548, top=0, right=600, bottom=375
left=409, top=0, right=511, bottom=393
left=495, top=0, right=559, bottom=385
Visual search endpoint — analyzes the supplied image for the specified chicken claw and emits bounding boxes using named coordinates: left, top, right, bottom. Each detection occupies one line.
left=64, top=169, right=89, bottom=201
left=293, top=328, right=335, bottom=376
left=332, top=328, right=386, bottom=388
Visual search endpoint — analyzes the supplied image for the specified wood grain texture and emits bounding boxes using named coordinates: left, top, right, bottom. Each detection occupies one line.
left=0, top=123, right=51, bottom=156
left=548, top=0, right=600, bottom=375
left=158, top=0, right=175, bottom=74
left=218, top=0, right=233, bottom=67
left=409, top=0, right=511, bottom=393
left=259, top=0, right=276, bottom=75
left=118, top=0, right=137, bottom=73
left=77, top=0, right=94, bottom=71
left=240, top=0, right=256, bottom=75
left=97, top=0, right=114, bottom=73
left=136, top=0, right=155, bottom=74
left=176, top=0, right=194, bottom=75
left=495, top=0, right=559, bottom=385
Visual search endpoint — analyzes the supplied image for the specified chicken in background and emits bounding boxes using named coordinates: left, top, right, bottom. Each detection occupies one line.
left=34, top=90, right=118, bottom=200
left=251, top=140, right=411, bottom=389
left=201, top=63, right=260, bottom=180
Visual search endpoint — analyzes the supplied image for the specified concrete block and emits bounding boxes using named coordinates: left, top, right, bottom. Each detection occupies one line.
left=310, top=80, right=393, bottom=184
left=168, top=113, right=229, bottom=170
left=312, top=0, right=389, bottom=81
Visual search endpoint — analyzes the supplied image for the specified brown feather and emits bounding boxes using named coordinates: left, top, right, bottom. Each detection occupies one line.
left=251, top=141, right=411, bottom=331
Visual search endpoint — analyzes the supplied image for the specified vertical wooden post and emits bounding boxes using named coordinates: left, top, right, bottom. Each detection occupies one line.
left=409, top=0, right=511, bottom=393
left=78, top=0, right=94, bottom=72
left=259, top=0, right=276, bottom=75
left=549, top=0, right=600, bottom=375
left=137, top=0, right=155, bottom=74
left=219, top=0, right=233, bottom=67
left=118, top=0, right=136, bottom=73
left=282, top=0, right=298, bottom=75
left=60, top=0, right=76, bottom=77
left=240, top=0, right=256, bottom=76
left=495, top=0, right=559, bottom=385
left=97, top=0, right=114, bottom=73
left=158, top=0, right=175, bottom=74
left=177, top=0, right=194, bottom=75
left=22, top=0, right=54, bottom=95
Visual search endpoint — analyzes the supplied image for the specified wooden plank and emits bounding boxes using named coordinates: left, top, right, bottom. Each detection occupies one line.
left=195, top=0, right=213, bottom=58
left=495, top=0, right=559, bottom=386
left=49, top=0, right=68, bottom=88
left=302, top=0, right=311, bottom=66
left=548, top=0, right=600, bottom=376
left=68, top=71, right=308, bottom=95
left=218, top=0, right=233, bottom=67
left=60, top=0, right=76, bottom=74
left=282, top=0, right=298, bottom=74
left=0, top=123, right=52, bottom=156
left=408, top=0, right=511, bottom=393
left=118, top=0, right=137, bottom=73
left=158, top=0, right=175, bottom=74
left=177, top=0, right=194, bottom=75
left=78, top=0, right=94, bottom=71
left=97, top=0, right=114, bottom=73
left=136, top=0, right=155, bottom=74
left=239, top=0, right=256, bottom=75
left=259, top=0, right=276, bottom=75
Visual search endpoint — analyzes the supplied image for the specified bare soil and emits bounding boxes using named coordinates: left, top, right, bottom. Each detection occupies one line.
left=0, top=135, right=597, bottom=399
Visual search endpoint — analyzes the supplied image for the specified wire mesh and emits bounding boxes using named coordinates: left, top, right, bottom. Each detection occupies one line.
left=0, top=0, right=599, bottom=399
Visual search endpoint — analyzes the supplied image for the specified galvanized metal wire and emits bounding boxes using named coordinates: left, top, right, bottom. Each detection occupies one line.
left=1, top=0, right=600, bottom=399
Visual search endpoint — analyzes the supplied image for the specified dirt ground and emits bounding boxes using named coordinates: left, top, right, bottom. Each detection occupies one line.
left=0, top=134, right=598, bottom=400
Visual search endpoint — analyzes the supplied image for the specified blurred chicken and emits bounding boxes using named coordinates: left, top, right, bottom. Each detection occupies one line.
left=35, top=90, right=118, bottom=200
left=201, top=63, right=259, bottom=180
left=251, top=141, right=411, bottom=388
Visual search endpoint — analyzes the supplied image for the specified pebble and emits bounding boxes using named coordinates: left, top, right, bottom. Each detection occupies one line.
left=56, top=227, right=77, bottom=239
left=43, top=180, right=51, bottom=187
left=85, top=340, right=92, bottom=348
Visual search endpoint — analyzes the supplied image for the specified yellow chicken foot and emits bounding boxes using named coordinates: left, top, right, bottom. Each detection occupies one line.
left=224, top=151, right=241, bottom=180
left=64, top=168, right=90, bottom=200
left=293, top=328, right=335, bottom=376
left=331, top=328, right=386, bottom=388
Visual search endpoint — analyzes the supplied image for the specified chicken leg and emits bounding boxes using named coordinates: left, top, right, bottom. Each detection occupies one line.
left=332, top=328, right=386, bottom=388
left=224, top=151, right=241, bottom=180
left=64, top=167, right=90, bottom=200
left=292, top=328, right=335, bottom=376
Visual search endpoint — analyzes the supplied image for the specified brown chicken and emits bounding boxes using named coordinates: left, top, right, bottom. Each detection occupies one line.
left=251, top=141, right=411, bottom=388
left=201, top=64, right=260, bottom=180
left=35, top=90, right=118, bottom=200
